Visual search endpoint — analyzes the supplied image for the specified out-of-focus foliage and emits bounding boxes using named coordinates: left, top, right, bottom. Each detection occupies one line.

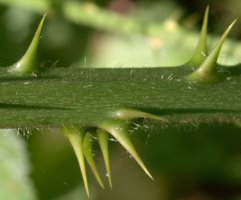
left=0, top=130, right=37, bottom=200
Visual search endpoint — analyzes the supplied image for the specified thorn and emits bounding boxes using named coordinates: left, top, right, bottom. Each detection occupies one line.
left=114, top=108, right=167, bottom=123
left=187, top=6, right=209, bottom=67
left=97, top=129, right=112, bottom=189
left=83, top=131, right=105, bottom=189
left=63, top=127, right=90, bottom=197
left=187, top=19, right=237, bottom=82
left=100, top=120, right=153, bottom=180
left=8, top=14, right=47, bottom=75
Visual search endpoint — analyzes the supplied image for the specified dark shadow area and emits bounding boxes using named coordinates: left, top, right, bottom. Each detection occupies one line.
left=0, top=75, right=61, bottom=82
left=0, top=102, right=72, bottom=110
left=225, top=64, right=241, bottom=77
left=131, top=107, right=241, bottom=115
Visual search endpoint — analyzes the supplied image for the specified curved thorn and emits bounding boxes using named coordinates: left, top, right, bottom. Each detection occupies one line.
left=187, top=19, right=237, bottom=82
left=114, top=108, right=167, bottom=122
left=8, top=13, right=47, bottom=75
left=188, top=6, right=209, bottom=67
left=63, top=127, right=89, bottom=197
left=83, top=131, right=105, bottom=189
left=100, top=120, right=153, bottom=180
left=97, top=129, right=112, bottom=189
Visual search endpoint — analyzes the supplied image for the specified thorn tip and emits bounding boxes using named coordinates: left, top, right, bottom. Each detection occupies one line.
left=100, top=120, right=153, bottom=181
left=187, top=18, right=237, bottom=82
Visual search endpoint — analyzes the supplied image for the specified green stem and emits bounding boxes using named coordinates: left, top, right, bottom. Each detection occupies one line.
left=0, top=67, right=240, bottom=128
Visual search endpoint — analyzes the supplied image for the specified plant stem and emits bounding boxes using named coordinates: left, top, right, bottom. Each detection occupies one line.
left=0, top=67, right=240, bottom=128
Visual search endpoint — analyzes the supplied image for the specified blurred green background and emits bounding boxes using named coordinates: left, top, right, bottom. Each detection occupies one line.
left=0, top=0, right=241, bottom=200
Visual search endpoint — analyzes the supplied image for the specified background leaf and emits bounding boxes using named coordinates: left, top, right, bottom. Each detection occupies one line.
left=0, top=129, right=37, bottom=200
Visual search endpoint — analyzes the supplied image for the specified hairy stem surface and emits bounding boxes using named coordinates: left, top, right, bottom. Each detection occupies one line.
left=0, top=67, right=240, bottom=128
